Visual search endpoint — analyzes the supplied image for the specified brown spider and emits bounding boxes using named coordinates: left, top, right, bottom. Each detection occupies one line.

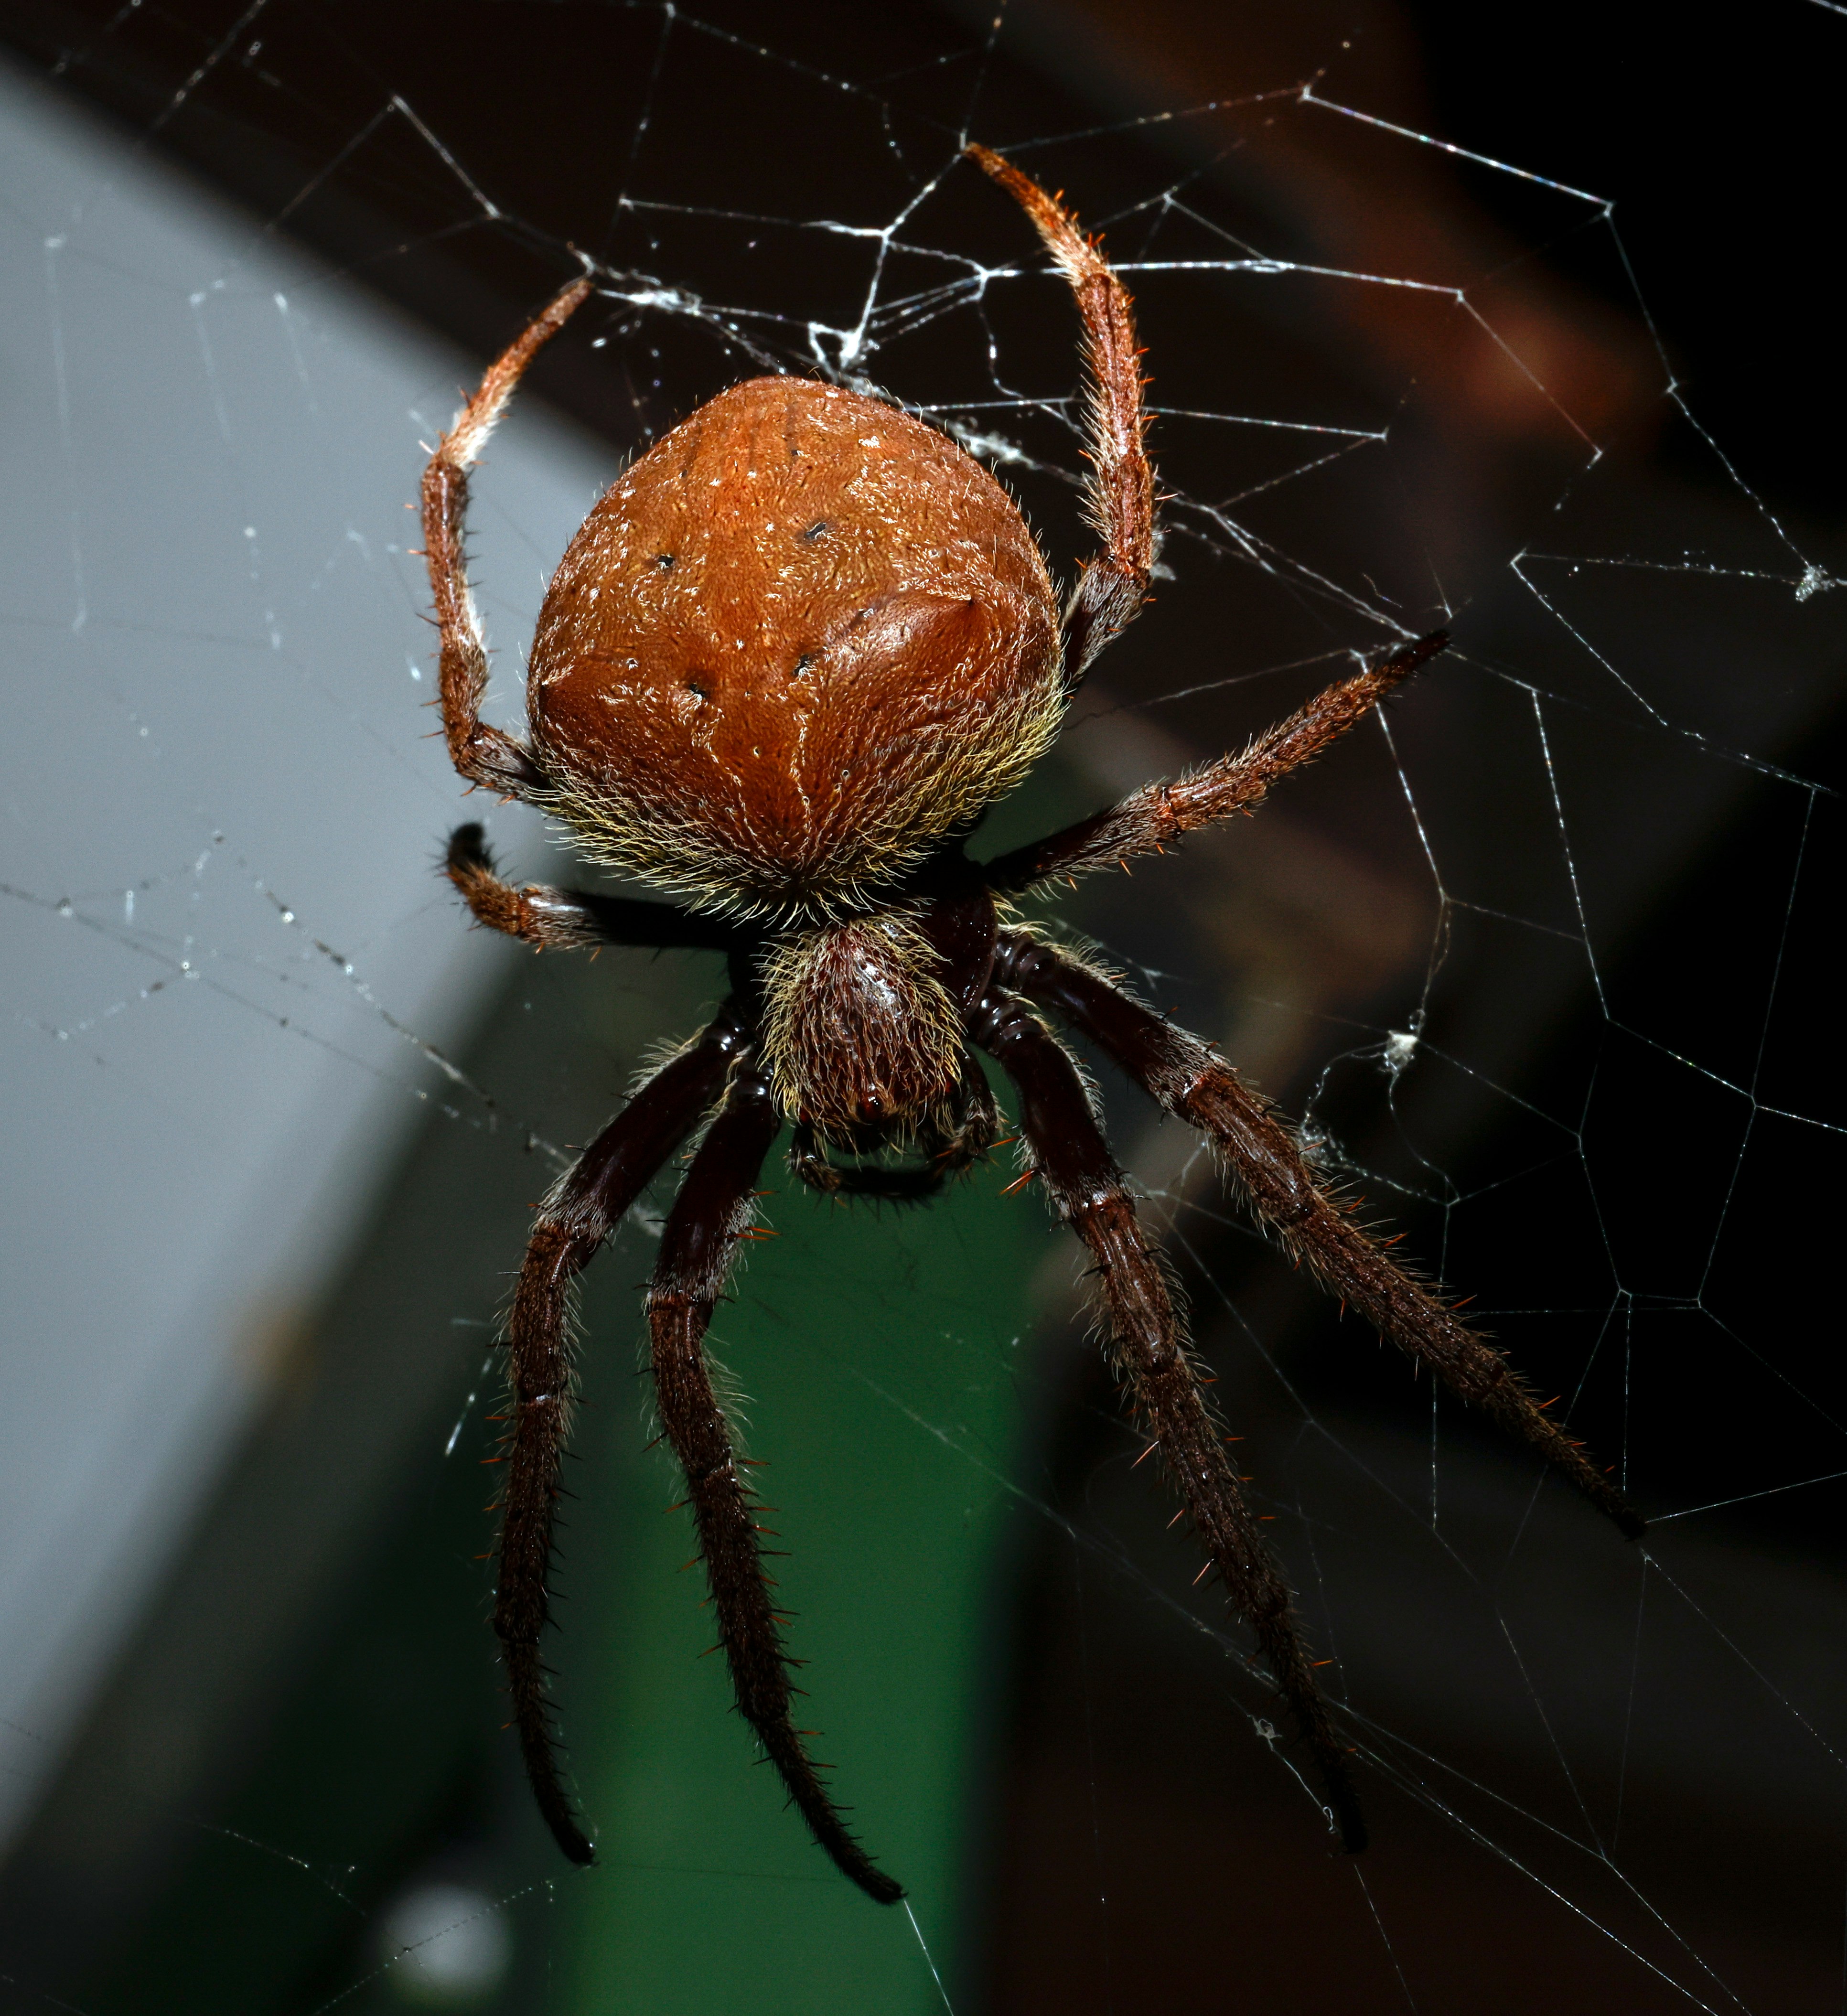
left=418, top=144, right=1644, bottom=1904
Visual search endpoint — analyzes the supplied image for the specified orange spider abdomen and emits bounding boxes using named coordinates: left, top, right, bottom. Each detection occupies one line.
left=527, top=377, right=1063, bottom=911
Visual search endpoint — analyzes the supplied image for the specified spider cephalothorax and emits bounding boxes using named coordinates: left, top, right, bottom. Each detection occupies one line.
left=421, top=144, right=1644, bottom=1904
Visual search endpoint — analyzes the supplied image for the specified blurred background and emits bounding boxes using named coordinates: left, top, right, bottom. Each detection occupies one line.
left=0, top=2, right=1842, bottom=2011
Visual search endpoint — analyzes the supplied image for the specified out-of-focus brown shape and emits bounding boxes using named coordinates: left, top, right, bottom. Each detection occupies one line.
left=956, top=0, right=1660, bottom=454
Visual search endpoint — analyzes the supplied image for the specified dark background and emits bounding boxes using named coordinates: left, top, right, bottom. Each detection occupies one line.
left=0, top=2, right=1841, bottom=2010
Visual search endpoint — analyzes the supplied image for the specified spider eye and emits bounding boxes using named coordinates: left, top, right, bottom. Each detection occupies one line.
left=654, top=552, right=676, bottom=570
left=684, top=677, right=710, bottom=700
left=801, top=521, right=829, bottom=541
left=792, top=653, right=816, bottom=678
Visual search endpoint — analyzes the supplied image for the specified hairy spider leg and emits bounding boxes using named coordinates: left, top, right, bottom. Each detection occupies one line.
left=787, top=1054, right=1001, bottom=1203
left=420, top=277, right=593, bottom=799
left=497, top=1006, right=749, bottom=1866
left=984, top=630, right=1450, bottom=897
left=972, top=987, right=1369, bottom=1853
left=967, top=145, right=1155, bottom=684
left=445, top=822, right=733, bottom=952
left=1000, top=936, right=1648, bottom=1540
left=646, top=1057, right=906, bottom=1905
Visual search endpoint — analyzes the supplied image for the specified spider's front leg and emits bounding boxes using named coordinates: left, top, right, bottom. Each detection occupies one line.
left=419, top=277, right=591, bottom=799
left=999, top=934, right=1647, bottom=1538
left=496, top=1004, right=747, bottom=1865
left=648, top=1056, right=905, bottom=1904
left=972, top=987, right=1367, bottom=1852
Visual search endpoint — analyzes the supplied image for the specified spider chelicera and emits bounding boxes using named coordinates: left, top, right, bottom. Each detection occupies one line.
left=418, top=144, right=1644, bottom=1903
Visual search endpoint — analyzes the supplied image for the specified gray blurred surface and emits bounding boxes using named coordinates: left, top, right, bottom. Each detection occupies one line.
left=0, top=57, right=611, bottom=1846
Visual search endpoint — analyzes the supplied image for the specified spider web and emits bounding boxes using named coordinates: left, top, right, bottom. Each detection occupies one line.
left=0, top=2, right=1843, bottom=2011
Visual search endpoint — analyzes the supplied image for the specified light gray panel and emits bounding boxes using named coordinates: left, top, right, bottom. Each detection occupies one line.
left=0, top=59, right=612, bottom=1845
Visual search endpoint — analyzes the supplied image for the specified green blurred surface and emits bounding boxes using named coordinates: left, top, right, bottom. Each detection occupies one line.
left=561, top=1138, right=1044, bottom=2013
left=54, top=751, right=1092, bottom=2013
left=67, top=1027, right=1052, bottom=2013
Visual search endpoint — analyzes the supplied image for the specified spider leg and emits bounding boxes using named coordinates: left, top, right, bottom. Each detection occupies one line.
left=648, top=1055, right=905, bottom=1904
left=445, top=823, right=734, bottom=952
left=972, top=986, right=1368, bottom=1852
left=983, top=630, right=1450, bottom=898
left=999, top=934, right=1647, bottom=1539
left=420, top=278, right=592, bottom=799
left=967, top=145, right=1154, bottom=684
left=496, top=1001, right=749, bottom=1866
left=787, top=1056, right=999, bottom=1202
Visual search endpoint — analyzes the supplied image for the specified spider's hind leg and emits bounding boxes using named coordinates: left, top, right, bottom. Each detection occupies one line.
left=967, top=145, right=1154, bottom=682
left=420, top=279, right=591, bottom=799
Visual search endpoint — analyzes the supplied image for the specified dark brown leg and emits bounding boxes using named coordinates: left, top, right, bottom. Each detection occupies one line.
left=972, top=987, right=1368, bottom=1851
left=983, top=631, right=1449, bottom=897
left=420, top=278, right=590, bottom=798
left=446, top=824, right=734, bottom=952
left=496, top=1004, right=747, bottom=1866
left=999, top=934, right=1647, bottom=1538
left=648, top=1059, right=904, bottom=1904
left=967, top=145, right=1155, bottom=681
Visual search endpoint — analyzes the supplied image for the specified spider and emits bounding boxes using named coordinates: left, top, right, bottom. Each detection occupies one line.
left=418, top=144, right=1644, bottom=1904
